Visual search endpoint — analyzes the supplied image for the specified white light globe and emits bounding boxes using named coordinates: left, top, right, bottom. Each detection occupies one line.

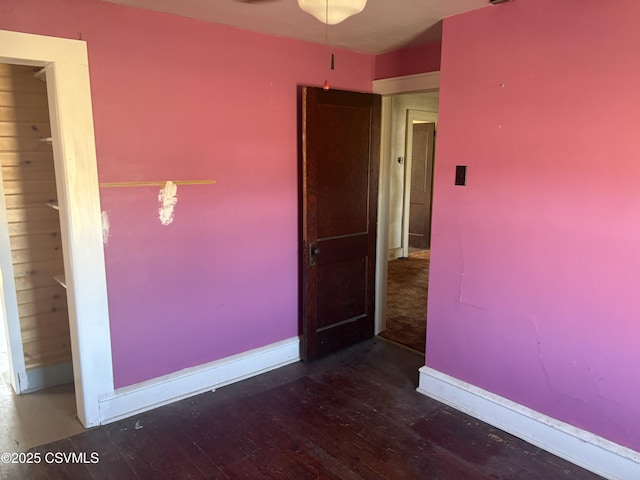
left=298, top=0, right=368, bottom=25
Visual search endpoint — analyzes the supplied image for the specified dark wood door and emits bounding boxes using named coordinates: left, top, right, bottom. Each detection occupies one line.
left=301, top=87, right=381, bottom=362
left=408, top=122, right=435, bottom=249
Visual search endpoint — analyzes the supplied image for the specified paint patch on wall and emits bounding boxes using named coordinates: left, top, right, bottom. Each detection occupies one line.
left=101, top=211, right=110, bottom=245
left=158, top=181, right=178, bottom=225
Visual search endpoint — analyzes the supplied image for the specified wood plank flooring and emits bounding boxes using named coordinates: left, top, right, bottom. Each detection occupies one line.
left=380, top=250, right=429, bottom=352
left=0, top=339, right=604, bottom=479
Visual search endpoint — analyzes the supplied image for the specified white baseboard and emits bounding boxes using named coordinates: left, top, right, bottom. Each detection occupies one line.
left=418, top=367, right=640, bottom=480
left=21, top=361, right=73, bottom=393
left=98, top=337, right=300, bottom=424
left=388, top=247, right=403, bottom=260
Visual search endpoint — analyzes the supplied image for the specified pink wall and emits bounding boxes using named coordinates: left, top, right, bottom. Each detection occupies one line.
left=428, top=0, right=640, bottom=451
left=374, top=43, right=441, bottom=80
left=0, top=0, right=374, bottom=388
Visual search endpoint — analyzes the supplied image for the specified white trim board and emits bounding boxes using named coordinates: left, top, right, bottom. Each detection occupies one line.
left=373, top=72, right=440, bottom=96
left=388, top=247, right=403, bottom=261
left=0, top=29, right=113, bottom=427
left=373, top=94, right=392, bottom=335
left=21, top=362, right=74, bottom=394
left=418, top=367, right=640, bottom=480
left=99, top=337, right=301, bottom=424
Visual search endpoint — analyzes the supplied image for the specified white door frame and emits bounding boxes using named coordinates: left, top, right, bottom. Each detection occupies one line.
left=0, top=29, right=114, bottom=427
left=372, top=72, right=440, bottom=335
left=401, top=110, right=438, bottom=258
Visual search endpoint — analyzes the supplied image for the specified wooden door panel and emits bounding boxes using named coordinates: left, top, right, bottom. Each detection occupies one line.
left=408, top=122, right=435, bottom=250
left=301, top=87, right=381, bottom=362
left=316, top=105, right=371, bottom=238
left=314, top=234, right=368, bottom=264
left=409, top=209, right=426, bottom=236
left=314, top=316, right=373, bottom=360
left=317, top=258, right=367, bottom=328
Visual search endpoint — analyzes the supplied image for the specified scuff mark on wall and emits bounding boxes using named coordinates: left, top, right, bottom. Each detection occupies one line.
left=457, top=220, right=466, bottom=304
left=158, top=181, right=178, bottom=225
left=530, top=317, right=554, bottom=392
left=101, top=211, right=110, bottom=245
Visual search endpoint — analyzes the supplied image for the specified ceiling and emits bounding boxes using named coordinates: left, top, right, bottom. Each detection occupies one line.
left=102, top=0, right=490, bottom=54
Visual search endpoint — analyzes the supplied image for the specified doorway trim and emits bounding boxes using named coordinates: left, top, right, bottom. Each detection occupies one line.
left=372, top=72, right=440, bottom=335
left=0, top=29, right=114, bottom=427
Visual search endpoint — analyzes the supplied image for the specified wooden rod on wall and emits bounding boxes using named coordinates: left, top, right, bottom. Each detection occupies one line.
left=99, top=180, right=216, bottom=188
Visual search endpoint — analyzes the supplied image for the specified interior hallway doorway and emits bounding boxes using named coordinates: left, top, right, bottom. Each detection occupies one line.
left=373, top=77, right=439, bottom=355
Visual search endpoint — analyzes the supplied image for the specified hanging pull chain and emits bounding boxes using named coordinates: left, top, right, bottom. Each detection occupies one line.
left=323, top=0, right=330, bottom=89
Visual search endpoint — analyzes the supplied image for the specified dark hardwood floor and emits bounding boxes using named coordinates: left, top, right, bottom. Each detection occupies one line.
left=0, top=339, right=603, bottom=479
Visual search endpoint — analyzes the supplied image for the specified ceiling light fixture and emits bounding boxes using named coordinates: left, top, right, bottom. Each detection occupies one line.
left=297, top=0, right=367, bottom=25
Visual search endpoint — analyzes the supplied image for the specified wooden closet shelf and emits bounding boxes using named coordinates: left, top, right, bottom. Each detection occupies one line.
left=53, top=275, right=67, bottom=289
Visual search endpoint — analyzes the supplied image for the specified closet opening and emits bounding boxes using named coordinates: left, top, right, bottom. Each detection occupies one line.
left=0, top=29, right=114, bottom=430
left=0, top=63, right=84, bottom=450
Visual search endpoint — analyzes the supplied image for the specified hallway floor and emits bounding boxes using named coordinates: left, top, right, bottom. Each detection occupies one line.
left=0, top=323, right=84, bottom=453
left=380, top=249, right=429, bottom=352
left=0, top=380, right=84, bottom=453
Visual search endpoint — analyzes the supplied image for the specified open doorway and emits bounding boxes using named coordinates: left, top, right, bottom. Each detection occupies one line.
left=0, top=62, right=73, bottom=393
left=0, top=29, right=114, bottom=432
left=0, top=62, right=86, bottom=451
left=380, top=93, right=437, bottom=353
left=404, top=112, right=437, bottom=254
left=373, top=73, right=440, bottom=355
